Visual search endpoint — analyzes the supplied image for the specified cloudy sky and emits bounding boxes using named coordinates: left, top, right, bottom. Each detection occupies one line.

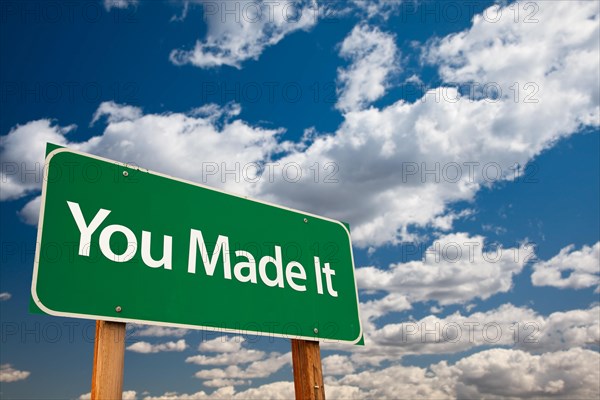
left=1, top=0, right=599, bottom=398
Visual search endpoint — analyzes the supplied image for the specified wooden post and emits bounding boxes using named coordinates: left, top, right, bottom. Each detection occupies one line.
left=291, top=339, right=325, bottom=400
left=91, top=321, right=126, bottom=400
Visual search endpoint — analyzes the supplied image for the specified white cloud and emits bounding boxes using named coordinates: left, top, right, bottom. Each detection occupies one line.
left=358, top=293, right=411, bottom=336
left=170, top=1, right=318, bottom=69
left=430, top=305, right=443, bottom=314
left=331, top=362, right=455, bottom=399
left=103, top=0, right=138, bottom=12
left=426, top=1, right=599, bottom=130
left=0, top=364, right=30, bottom=382
left=336, top=24, right=399, bottom=112
left=0, top=292, right=11, bottom=301
left=330, top=347, right=600, bottom=400
left=142, top=347, right=600, bottom=399
left=124, top=392, right=139, bottom=400
left=532, top=242, right=600, bottom=290
left=79, top=390, right=137, bottom=400
left=186, top=349, right=265, bottom=366
left=17, top=195, right=41, bottom=225
left=3, top=2, right=599, bottom=248
left=198, top=335, right=246, bottom=353
left=356, top=233, right=533, bottom=305
left=0, top=120, right=73, bottom=201
left=325, top=303, right=599, bottom=368
left=256, top=1, right=599, bottom=247
left=367, top=305, right=599, bottom=358
left=521, top=306, right=600, bottom=353
left=223, top=382, right=292, bottom=399
left=187, top=336, right=282, bottom=386
left=322, top=354, right=355, bottom=376
left=126, top=339, right=187, bottom=354
left=194, top=352, right=291, bottom=381
left=91, top=101, right=143, bottom=125
left=1, top=102, right=285, bottom=225
left=131, top=325, right=189, bottom=338
left=452, top=348, right=600, bottom=399
left=351, top=0, right=403, bottom=20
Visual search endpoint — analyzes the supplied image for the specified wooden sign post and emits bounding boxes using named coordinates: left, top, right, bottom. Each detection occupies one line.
left=291, top=339, right=325, bottom=400
left=91, top=321, right=126, bottom=400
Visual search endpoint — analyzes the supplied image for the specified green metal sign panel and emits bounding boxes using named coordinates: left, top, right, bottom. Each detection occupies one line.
left=32, top=146, right=362, bottom=344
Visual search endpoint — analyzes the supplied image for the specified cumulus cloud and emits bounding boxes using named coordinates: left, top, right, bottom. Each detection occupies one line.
left=1, top=102, right=284, bottom=225
left=2, top=2, right=598, bottom=248
left=369, top=305, right=598, bottom=358
left=131, top=325, right=189, bottom=338
left=330, top=347, right=600, bottom=400
left=358, top=292, right=411, bottom=336
left=0, top=292, right=11, bottom=301
left=0, top=364, right=30, bottom=382
left=185, top=336, right=286, bottom=387
left=198, top=335, right=246, bottom=353
left=521, top=306, right=600, bottom=353
left=336, top=24, right=399, bottom=112
left=194, top=352, right=291, bottom=381
left=426, top=1, right=599, bottom=129
left=126, top=339, right=187, bottom=353
left=322, top=354, right=355, bottom=376
left=255, top=1, right=599, bottom=246
left=186, top=349, right=265, bottom=366
left=137, top=347, right=600, bottom=399
left=0, top=120, right=73, bottom=201
left=170, top=1, right=318, bottom=69
left=331, top=362, right=455, bottom=399
left=532, top=242, right=600, bottom=290
left=91, top=101, right=143, bottom=125
left=325, top=303, right=599, bottom=367
left=17, top=195, right=41, bottom=225
left=452, top=348, right=600, bottom=399
left=356, top=233, right=533, bottom=305
left=137, top=335, right=285, bottom=388
left=363, top=304, right=540, bottom=358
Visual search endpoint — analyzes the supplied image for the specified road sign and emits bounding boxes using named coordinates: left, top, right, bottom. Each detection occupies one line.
left=32, top=145, right=362, bottom=344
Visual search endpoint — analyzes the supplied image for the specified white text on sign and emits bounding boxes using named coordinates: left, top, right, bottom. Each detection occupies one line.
left=67, top=201, right=338, bottom=297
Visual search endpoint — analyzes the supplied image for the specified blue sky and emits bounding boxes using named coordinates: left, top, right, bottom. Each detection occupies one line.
left=1, top=0, right=599, bottom=398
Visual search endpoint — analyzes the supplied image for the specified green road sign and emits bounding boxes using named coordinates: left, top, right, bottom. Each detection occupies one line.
left=31, top=145, right=362, bottom=344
